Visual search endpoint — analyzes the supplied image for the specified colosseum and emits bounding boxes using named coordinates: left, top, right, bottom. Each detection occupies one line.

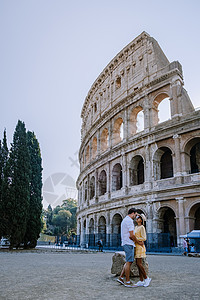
left=76, top=32, right=200, bottom=251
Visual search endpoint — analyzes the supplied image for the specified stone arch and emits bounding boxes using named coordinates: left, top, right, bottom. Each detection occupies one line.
left=85, top=145, right=90, bottom=165
left=84, top=181, right=88, bottom=201
left=153, top=147, right=173, bottom=180
left=112, top=163, right=123, bottom=191
left=99, top=170, right=107, bottom=196
left=89, top=176, right=95, bottom=199
left=157, top=206, right=177, bottom=247
left=183, top=137, right=200, bottom=174
left=188, top=202, right=200, bottom=231
left=129, top=155, right=145, bottom=185
left=100, top=128, right=109, bottom=152
left=98, top=215, right=106, bottom=245
left=92, top=136, right=97, bottom=159
left=152, top=92, right=171, bottom=125
left=111, top=213, right=122, bottom=247
left=129, top=106, right=144, bottom=135
left=88, top=217, right=95, bottom=247
left=113, top=117, right=123, bottom=145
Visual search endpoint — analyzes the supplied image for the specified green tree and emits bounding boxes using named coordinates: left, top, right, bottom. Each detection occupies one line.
left=24, top=131, right=42, bottom=248
left=52, top=209, right=72, bottom=235
left=61, top=198, right=77, bottom=230
left=0, top=130, right=9, bottom=237
left=8, top=120, right=30, bottom=249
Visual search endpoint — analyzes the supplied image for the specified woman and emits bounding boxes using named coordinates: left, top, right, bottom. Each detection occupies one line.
left=134, top=214, right=151, bottom=287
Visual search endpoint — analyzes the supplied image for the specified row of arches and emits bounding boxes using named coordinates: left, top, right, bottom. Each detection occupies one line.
left=79, top=202, right=200, bottom=249
left=80, top=141, right=200, bottom=201
left=83, top=94, right=171, bottom=166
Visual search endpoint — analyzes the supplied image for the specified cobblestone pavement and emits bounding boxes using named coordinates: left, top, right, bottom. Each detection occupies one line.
left=0, top=248, right=200, bottom=300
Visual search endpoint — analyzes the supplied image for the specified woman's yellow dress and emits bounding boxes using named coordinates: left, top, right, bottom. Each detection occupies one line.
left=134, top=225, right=146, bottom=258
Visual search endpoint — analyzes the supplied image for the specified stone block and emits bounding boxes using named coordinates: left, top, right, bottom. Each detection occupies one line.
left=111, top=251, right=149, bottom=277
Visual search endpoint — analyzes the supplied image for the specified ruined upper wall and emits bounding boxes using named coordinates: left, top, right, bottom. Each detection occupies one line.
left=80, top=32, right=193, bottom=140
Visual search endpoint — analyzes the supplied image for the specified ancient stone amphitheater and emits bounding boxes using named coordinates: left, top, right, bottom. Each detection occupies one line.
left=76, top=32, right=200, bottom=250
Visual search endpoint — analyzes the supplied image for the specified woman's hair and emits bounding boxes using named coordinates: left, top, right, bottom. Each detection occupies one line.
left=137, top=213, right=146, bottom=225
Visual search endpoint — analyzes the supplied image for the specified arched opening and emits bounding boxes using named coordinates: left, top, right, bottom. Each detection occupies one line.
left=98, top=216, right=106, bottom=245
left=190, top=142, right=200, bottom=174
left=184, top=138, right=200, bottom=174
left=89, top=218, right=95, bottom=247
left=111, top=213, right=122, bottom=247
left=85, top=145, right=90, bottom=165
left=136, top=110, right=144, bottom=132
left=158, top=97, right=171, bottom=123
left=100, top=128, right=109, bottom=152
left=153, top=93, right=171, bottom=125
left=129, top=106, right=144, bottom=135
left=113, top=118, right=123, bottom=145
left=188, top=203, right=200, bottom=231
left=99, top=170, right=107, bottom=196
left=129, top=155, right=144, bottom=185
left=89, top=176, right=95, bottom=199
left=158, top=207, right=177, bottom=247
left=112, top=163, right=123, bottom=191
left=161, top=149, right=173, bottom=179
left=92, top=137, right=97, bottom=159
left=84, top=181, right=88, bottom=201
left=116, top=77, right=121, bottom=89
left=153, top=147, right=173, bottom=180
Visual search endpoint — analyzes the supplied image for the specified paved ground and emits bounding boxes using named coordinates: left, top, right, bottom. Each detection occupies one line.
left=0, top=248, right=200, bottom=300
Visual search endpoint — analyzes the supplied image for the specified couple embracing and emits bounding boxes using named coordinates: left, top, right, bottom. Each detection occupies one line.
left=117, top=208, right=151, bottom=288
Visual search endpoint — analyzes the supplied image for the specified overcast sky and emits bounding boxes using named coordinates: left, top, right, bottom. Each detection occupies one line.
left=0, top=0, right=199, bottom=208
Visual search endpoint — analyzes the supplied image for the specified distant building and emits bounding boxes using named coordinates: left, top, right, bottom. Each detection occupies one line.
left=76, top=32, right=200, bottom=250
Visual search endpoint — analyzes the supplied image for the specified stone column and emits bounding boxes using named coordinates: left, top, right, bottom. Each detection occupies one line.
left=173, top=134, right=182, bottom=176
left=80, top=217, right=84, bottom=246
left=107, top=161, right=111, bottom=198
left=144, top=144, right=152, bottom=190
left=170, top=79, right=182, bottom=118
left=85, top=215, right=89, bottom=247
left=176, top=197, right=186, bottom=247
left=108, top=119, right=112, bottom=149
left=106, top=210, right=111, bottom=247
left=124, top=107, right=128, bottom=141
left=122, top=152, right=128, bottom=193
left=97, top=129, right=100, bottom=156
left=87, top=174, right=89, bottom=206
left=95, top=169, right=98, bottom=203
left=143, top=97, right=150, bottom=129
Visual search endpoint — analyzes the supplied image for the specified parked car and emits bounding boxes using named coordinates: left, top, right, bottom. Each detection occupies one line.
left=0, top=237, right=10, bottom=247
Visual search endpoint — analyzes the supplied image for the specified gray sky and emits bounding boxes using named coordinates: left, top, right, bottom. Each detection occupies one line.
left=0, top=0, right=200, bottom=208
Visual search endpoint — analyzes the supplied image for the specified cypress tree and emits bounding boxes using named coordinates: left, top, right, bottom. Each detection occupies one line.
left=0, top=130, right=9, bottom=237
left=24, top=131, right=42, bottom=248
left=8, top=121, right=30, bottom=249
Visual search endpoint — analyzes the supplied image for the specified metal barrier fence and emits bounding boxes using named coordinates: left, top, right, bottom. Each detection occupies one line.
left=76, top=232, right=173, bottom=252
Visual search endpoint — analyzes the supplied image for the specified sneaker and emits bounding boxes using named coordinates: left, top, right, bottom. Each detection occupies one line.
left=117, top=277, right=124, bottom=285
left=133, top=280, right=145, bottom=287
left=143, top=277, right=151, bottom=287
left=124, top=281, right=133, bottom=287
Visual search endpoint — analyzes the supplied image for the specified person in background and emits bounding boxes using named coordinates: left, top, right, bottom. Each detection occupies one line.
left=183, top=238, right=188, bottom=256
left=190, top=243, right=196, bottom=253
left=133, top=214, right=151, bottom=287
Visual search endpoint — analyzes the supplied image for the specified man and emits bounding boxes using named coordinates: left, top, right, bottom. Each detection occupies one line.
left=117, top=208, right=143, bottom=287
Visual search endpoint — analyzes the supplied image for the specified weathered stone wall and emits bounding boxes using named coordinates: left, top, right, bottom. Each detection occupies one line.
left=76, top=32, right=200, bottom=249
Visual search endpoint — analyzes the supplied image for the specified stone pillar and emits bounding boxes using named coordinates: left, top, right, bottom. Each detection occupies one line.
left=173, top=134, right=182, bottom=176
left=106, top=211, right=111, bottom=247
left=124, top=107, right=128, bottom=141
left=122, top=153, right=128, bottom=193
left=108, top=119, right=112, bottom=149
left=144, top=145, right=152, bottom=190
left=107, top=161, right=111, bottom=198
left=95, top=169, right=98, bottom=203
left=80, top=217, right=84, bottom=246
left=97, top=129, right=100, bottom=156
left=85, top=215, right=89, bottom=247
left=176, top=197, right=186, bottom=247
left=170, top=79, right=183, bottom=118
left=143, top=97, right=150, bottom=129
left=87, top=174, right=89, bottom=207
